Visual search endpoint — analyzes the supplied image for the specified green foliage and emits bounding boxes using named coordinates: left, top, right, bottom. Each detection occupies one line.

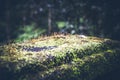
left=56, top=21, right=66, bottom=29
left=15, top=23, right=46, bottom=42
left=79, top=17, right=84, bottom=23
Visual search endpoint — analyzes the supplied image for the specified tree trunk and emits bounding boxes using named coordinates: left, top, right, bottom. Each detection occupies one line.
left=48, top=8, right=52, bottom=35
left=5, top=1, right=10, bottom=41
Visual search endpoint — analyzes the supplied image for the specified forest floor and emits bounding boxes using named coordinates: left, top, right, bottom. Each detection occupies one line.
left=0, top=34, right=120, bottom=80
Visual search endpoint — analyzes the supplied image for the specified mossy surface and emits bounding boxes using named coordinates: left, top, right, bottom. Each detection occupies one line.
left=0, top=34, right=120, bottom=80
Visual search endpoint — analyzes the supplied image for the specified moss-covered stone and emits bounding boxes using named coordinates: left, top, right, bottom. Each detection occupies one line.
left=0, top=34, right=120, bottom=80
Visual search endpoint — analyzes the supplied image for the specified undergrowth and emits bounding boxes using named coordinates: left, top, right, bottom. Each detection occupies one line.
left=0, top=34, right=120, bottom=80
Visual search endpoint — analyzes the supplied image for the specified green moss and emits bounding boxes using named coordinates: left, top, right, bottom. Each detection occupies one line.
left=0, top=34, right=120, bottom=80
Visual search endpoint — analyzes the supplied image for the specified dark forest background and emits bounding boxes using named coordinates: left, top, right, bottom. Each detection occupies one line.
left=0, top=0, right=120, bottom=42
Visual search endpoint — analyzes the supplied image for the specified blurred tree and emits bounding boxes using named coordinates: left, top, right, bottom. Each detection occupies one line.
left=0, top=0, right=120, bottom=42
